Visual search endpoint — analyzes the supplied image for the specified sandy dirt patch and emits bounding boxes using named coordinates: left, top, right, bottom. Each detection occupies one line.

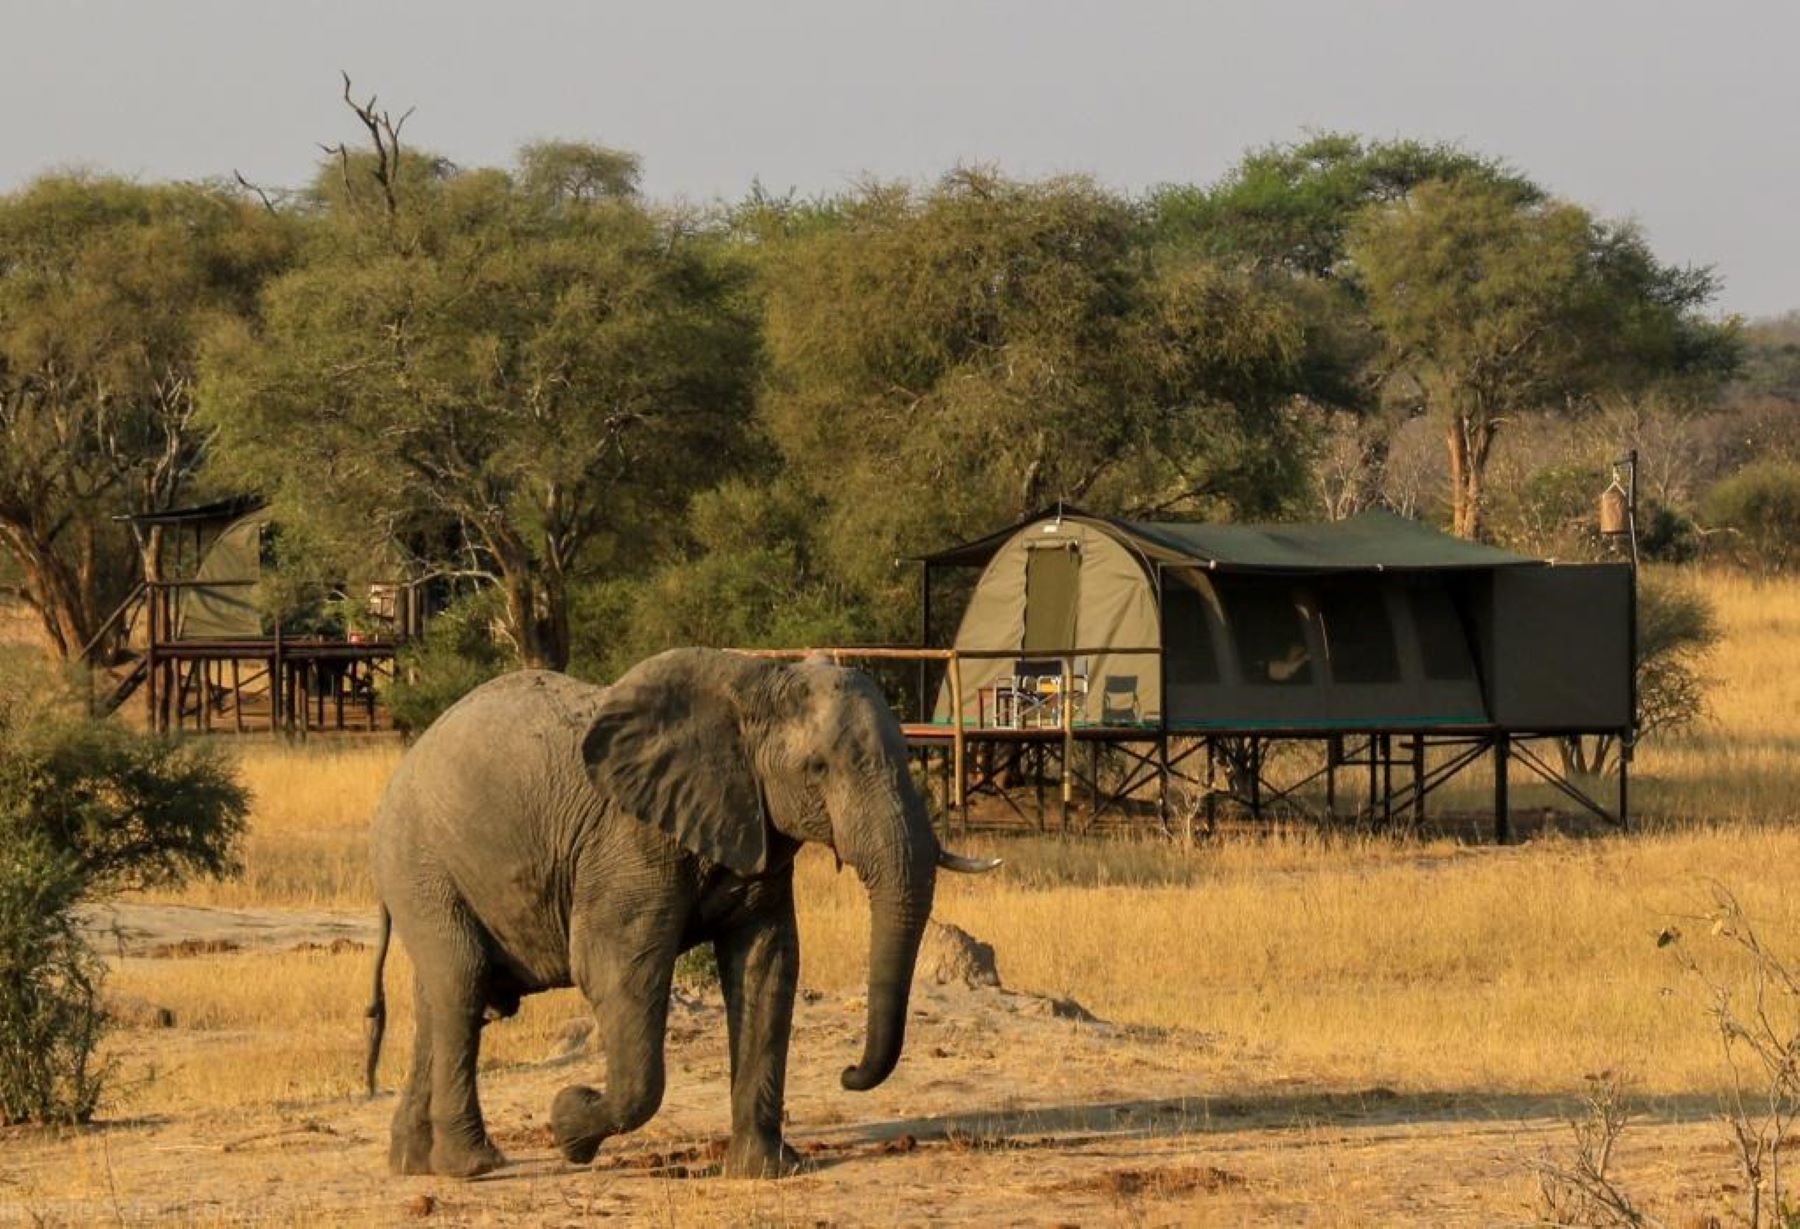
left=3, top=905, right=1756, bottom=1226
left=80, top=902, right=379, bottom=959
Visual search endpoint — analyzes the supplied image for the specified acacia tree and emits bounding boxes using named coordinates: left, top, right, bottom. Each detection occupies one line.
left=1349, top=179, right=1736, bottom=539
left=203, top=100, right=757, bottom=670
left=1150, top=133, right=1548, bottom=520
left=755, top=169, right=1309, bottom=612
left=1152, top=131, right=1539, bottom=279
left=0, top=177, right=291, bottom=657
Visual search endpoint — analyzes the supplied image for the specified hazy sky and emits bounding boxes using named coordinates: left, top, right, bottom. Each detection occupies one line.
left=4, top=1, right=1795, bottom=317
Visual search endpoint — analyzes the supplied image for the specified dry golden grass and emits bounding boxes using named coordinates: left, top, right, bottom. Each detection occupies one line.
left=1631, top=567, right=1800, bottom=823
left=0, top=598, right=48, bottom=650
left=101, top=571, right=1800, bottom=1155
left=134, top=741, right=395, bottom=909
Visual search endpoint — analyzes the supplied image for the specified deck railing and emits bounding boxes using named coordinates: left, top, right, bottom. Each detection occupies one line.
left=734, top=644, right=1163, bottom=812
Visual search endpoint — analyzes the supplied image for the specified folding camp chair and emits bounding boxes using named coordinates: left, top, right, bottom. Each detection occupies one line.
left=1011, top=658, right=1088, bottom=728
left=1099, top=674, right=1141, bottom=724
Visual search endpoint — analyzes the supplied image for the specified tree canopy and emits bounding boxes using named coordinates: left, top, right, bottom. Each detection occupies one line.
left=1350, top=178, right=1737, bottom=538
left=202, top=136, right=758, bottom=669
left=0, top=109, right=1769, bottom=698
left=0, top=176, right=292, bottom=657
left=1151, top=132, right=1539, bottom=278
left=754, top=169, right=1311, bottom=614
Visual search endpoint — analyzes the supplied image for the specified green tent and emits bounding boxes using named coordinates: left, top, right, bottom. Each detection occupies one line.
left=928, top=509, right=1632, bottom=735
left=176, top=508, right=270, bottom=640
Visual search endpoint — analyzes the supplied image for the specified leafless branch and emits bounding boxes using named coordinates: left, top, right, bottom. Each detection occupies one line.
left=232, top=171, right=279, bottom=216
left=1527, top=1071, right=1655, bottom=1227
left=1667, top=884, right=1800, bottom=1226
left=325, top=71, right=410, bottom=219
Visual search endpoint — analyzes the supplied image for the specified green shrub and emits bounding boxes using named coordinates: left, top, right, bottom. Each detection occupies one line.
left=0, top=661, right=247, bottom=1123
left=1634, top=571, right=1719, bottom=740
left=0, top=836, right=109, bottom=1124
left=1704, top=459, right=1800, bottom=572
left=1636, top=498, right=1702, bottom=564
left=673, top=944, right=720, bottom=993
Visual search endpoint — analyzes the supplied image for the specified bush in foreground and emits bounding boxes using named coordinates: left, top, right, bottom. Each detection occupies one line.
left=0, top=661, right=247, bottom=1123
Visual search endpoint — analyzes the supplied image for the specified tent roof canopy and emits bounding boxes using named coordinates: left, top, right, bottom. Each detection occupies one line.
left=918, top=507, right=1537, bottom=573
left=118, top=495, right=265, bottom=528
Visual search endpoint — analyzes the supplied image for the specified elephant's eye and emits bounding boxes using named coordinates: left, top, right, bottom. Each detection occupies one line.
left=805, top=756, right=829, bottom=780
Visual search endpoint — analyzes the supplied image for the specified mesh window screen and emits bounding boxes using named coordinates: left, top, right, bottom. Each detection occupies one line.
left=1217, top=578, right=1313, bottom=685
left=1408, top=585, right=1475, bottom=680
left=1162, top=581, right=1221, bottom=685
left=1318, top=578, right=1400, bottom=684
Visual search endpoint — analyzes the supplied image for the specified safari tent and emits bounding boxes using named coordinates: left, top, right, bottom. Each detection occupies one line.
left=176, top=504, right=272, bottom=640
left=110, top=497, right=420, bottom=735
left=926, top=508, right=1634, bottom=739
left=120, top=496, right=270, bottom=641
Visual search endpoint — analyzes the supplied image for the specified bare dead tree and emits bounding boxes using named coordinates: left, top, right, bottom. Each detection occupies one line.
left=319, top=71, right=413, bottom=219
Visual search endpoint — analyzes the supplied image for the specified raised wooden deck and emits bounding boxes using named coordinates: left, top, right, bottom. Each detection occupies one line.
left=142, top=635, right=401, bottom=736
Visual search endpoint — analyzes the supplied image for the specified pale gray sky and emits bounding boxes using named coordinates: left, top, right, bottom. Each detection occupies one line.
left=4, top=0, right=1794, bottom=317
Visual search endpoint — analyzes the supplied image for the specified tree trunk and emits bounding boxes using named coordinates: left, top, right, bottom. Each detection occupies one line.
left=541, top=560, right=571, bottom=675
left=1445, top=412, right=1491, bottom=541
left=1018, top=454, right=1045, bottom=518
left=16, top=547, right=91, bottom=660
left=0, top=512, right=113, bottom=659
left=498, top=565, right=570, bottom=672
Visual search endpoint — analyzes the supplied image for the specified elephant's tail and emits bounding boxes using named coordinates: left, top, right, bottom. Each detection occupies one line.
left=364, top=903, right=391, bottom=1097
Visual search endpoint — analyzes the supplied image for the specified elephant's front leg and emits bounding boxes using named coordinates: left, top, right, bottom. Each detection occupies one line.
left=552, top=915, right=678, bottom=1165
left=716, top=884, right=802, bottom=1178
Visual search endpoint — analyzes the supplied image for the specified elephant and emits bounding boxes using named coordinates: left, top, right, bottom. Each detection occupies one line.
left=362, top=647, right=998, bottom=1180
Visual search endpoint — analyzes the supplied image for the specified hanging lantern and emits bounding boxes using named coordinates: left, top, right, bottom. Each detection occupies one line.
left=1598, top=479, right=1630, bottom=536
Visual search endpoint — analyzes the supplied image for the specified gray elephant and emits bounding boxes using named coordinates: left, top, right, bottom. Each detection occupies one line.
left=363, top=648, right=996, bottom=1179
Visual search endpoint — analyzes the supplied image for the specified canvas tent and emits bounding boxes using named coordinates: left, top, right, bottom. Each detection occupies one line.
left=118, top=498, right=271, bottom=642
left=177, top=506, right=271, bottom=639
left=928, top=509, right=1633, bottom=736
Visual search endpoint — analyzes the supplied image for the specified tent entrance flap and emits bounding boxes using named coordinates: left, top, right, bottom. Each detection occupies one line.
left=1022, top=544, right=1080, bottom=654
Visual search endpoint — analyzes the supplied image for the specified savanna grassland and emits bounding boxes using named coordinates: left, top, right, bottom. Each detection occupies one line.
left=5, top=569, right=1797, bottom=1225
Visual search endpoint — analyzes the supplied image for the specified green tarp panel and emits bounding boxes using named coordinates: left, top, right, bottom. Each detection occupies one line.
left=1478, top=564, right=1632, bottom=731
left=1122, top=508, right=1535, bottom=573
left=919, top=507, right=1536, bottom=572
left=1021, top=543, right=1080, bottom=653
left=176, top=511, right=268, bottom=640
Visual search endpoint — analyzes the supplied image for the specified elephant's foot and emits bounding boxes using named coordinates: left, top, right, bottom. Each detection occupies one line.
left=388, top=1125, right=434, bottom=1176
left=551, top=1085, right=609, bottom=1165
left=429, top=1131, right=506, bottom=1179
left=722, top=1133, right=805, bottom=1180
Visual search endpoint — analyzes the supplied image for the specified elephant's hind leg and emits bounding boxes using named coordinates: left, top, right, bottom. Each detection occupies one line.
left=401, top=905, right=508, bottom=1178
left=425, top=1002, right=506, bottom=1178
left=387, top=977, right=434, bottom=1175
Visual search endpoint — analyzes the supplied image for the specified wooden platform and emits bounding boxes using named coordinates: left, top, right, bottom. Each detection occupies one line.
left=902, top=723, right=1158, bottom=743
left=142, top=636, right=400, bottom=736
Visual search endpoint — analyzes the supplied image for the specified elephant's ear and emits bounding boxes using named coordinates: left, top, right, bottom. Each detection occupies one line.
left=580, top=656, right=768, bottom=875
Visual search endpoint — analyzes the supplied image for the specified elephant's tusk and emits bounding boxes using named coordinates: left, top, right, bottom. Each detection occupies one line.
left=936, top=849, right=1003, bottom=874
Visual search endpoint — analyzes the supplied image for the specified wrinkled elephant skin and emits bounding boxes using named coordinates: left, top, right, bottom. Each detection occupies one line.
left=367, top=648, right=978, bottom=1180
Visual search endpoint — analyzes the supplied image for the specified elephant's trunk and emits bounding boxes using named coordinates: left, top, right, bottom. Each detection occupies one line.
left=839, top=805, right=937, bottom=1093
